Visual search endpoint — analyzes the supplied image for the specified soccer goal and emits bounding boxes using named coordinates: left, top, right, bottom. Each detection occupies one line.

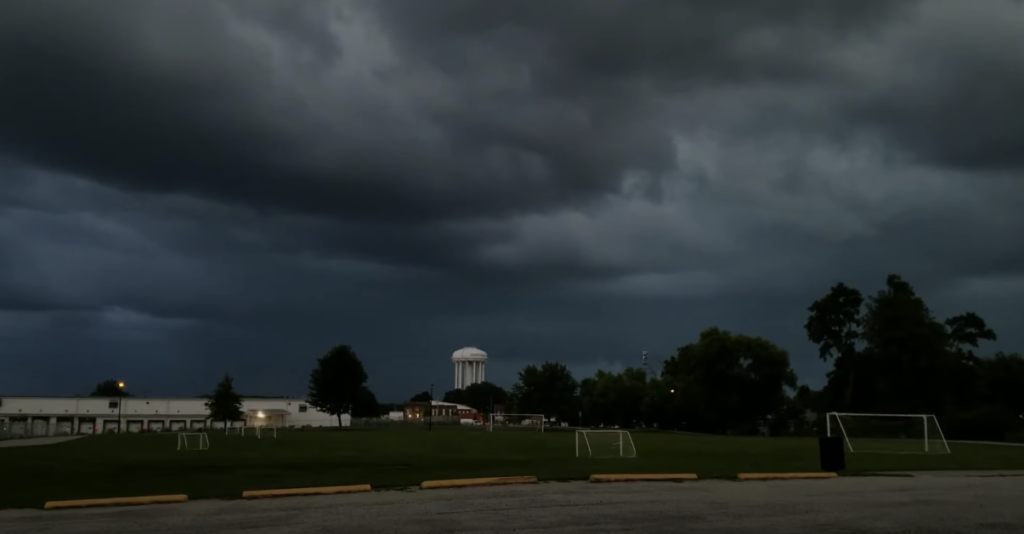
left=225, top=426, right=241, bottom=435
left=242, top=425, right=259, bottom=437
left=576, top=430, right=637, bottom=458
left=826, top=412, right=951, bottom=454
left=257, top=426, right=277, bottom=439
left=488, top=413, right=545, bottom=432
left=177, top=432, right=210, bottom=451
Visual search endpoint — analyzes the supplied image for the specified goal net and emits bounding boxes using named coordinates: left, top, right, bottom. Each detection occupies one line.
left=826, top=412, right=951, bottom=454
left=489, top=413, right=545, bottom=432
left=225, top=426, right=241, bottom=435
left=576, top=430, right=637, bottom=458
left=177, top=432, right=210, bottom=451
left=242, top=426, right=259, bottom=437
left=257, top=426, right=277, bottom=439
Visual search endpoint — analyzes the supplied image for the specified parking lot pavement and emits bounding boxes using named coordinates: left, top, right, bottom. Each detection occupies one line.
left=2, top=476, right=1023, bottom=534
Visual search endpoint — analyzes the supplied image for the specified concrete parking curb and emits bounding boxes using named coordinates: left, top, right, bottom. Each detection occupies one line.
left=44, top=494, right=188, bottom=510
left=736, top=472, right=838, bottom=481
left=420, top=476, right=537, bottom=490
left=589, top=474, right=698, bottom=483
left=242, top=484, right=373, bottom=499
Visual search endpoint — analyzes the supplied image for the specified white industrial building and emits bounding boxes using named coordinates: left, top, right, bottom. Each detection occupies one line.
left=0, top=396, right=349, bottom=437
left=452, top=346, right=488, bottom=390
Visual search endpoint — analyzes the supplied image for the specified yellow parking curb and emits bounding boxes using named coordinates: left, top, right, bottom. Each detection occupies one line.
left=242, top=484, right=372, bottom=499
left=589, top=473, right=698, bottom=483
left=420, top=476, right=537, bottom=490
left=736, top=472, right=838, bottom=481
left=44, top=494, right=188, bottom=510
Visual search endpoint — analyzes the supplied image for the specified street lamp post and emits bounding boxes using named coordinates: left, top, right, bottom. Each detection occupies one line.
left=116, top=381, right=125, bottom=433
left=428, top=383, right=434, bottom=432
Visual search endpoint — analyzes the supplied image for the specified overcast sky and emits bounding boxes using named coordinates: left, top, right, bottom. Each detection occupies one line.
left=1, top=0, right=1023, bottom=402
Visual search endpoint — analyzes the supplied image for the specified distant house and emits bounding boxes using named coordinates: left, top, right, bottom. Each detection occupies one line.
left=403, top=400, right=481, bottom=424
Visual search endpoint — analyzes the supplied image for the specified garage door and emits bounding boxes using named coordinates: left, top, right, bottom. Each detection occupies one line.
left=148, top=420, right=165, bottom=432
left=170, top=420, right=185, bottom=431
left=127, top=421, right=143, bottom=433
left=189, top=420, right=206, bottom=430
left=55, top=421, right=73, bottom=435
left=78, top=419, right=96, bottom=434
left=9, top=421, right=26, bottom=437
left=31, top=419, right=49, bottom=437
left=102, top=420, right=119, bottom=433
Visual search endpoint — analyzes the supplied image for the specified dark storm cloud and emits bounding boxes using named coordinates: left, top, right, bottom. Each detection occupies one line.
left=1, top=0, right=1024, bottom=400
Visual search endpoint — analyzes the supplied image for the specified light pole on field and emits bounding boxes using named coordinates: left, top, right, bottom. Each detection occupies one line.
left=116, top=381, right=125, bottom=433
left=428, top=383, right=434, bottom=432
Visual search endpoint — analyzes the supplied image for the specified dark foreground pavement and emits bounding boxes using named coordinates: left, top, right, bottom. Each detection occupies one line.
left=2, top=476, right=1022, bottom=534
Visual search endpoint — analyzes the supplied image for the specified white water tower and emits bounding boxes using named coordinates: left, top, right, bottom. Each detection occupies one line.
left=452, top=347, right=488, bottom=390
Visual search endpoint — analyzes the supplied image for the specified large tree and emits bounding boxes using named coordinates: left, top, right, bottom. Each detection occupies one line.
left=443, top=382, right=508, bottom=413
left=205, top=374, right=244, bottom=425
left=351, top=386, right=381, bottom=418
left=804, top=282, right=864, bottom=410
left=89, top=379, right=131, bottom=397
left=859, top=275, right=957, bottom=415
left=579, top=368, right=647, bottom=428
left=510, top=362, right=578, bottom=423
left=806, top=274, right=1006, bottom=438
left=409, top=391, right=432, bottom=403
left=307, top=345, right=369, bottom=426
left=663, top=327, right=797, bottom=435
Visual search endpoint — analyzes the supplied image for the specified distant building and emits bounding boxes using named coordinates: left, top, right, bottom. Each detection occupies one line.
left=404, top=400, right=481, bottom=424
left=0, top=396, right=349, bottom=437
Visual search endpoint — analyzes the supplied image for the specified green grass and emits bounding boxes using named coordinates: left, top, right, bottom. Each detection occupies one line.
left=2, top=427, right=1024, bottom=509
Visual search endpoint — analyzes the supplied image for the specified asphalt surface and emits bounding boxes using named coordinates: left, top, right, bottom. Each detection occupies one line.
left=2, top=476, right=1023, bottom=534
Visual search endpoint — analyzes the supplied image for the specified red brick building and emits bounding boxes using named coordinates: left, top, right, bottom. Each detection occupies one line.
left=403, top=400, right=482, bottom=423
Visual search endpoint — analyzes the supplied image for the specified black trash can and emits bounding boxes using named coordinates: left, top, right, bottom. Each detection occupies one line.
left=819, top=436, right=846, bottom=472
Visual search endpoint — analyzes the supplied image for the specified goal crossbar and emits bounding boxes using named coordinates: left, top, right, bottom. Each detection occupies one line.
left=488, top=413, right=545, bottom=432
left=825, top=412, right=950, bottom=454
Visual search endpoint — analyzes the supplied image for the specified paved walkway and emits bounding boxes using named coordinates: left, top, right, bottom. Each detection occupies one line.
left=3, top=476, right=1023, bottom=534
left=0, top=436, right=84, bottom=448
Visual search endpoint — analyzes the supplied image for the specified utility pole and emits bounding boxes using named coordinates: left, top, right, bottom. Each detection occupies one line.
left=428, top=383, right=434, bottom=432
left=116, top=381, right=125, bottom=433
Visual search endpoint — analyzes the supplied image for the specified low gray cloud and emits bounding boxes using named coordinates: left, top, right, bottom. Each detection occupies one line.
left=1, top=0, right=1022, bottom=400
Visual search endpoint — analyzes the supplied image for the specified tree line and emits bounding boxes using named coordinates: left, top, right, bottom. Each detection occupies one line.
left=87, top=274, right=1024, bottom=440
left=416, top=274, right=1024, bottom=441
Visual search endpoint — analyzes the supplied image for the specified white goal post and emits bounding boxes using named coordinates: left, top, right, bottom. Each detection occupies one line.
left=242, top=426, right=259, bottom=437
left=225, top=426, right=241, bottom=435
left=489, top=413, right=545, bottom=432
left=576, top=430, right=637, bottom=458
left=826, top=412, right=951, bottom=454
left=257, top=426, right=277, bottom=439
left=177, top=432, right=209, bottom=451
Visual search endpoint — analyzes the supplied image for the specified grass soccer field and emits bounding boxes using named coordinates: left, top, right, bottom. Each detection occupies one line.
left=3, top=427, right=1024, bottom=509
